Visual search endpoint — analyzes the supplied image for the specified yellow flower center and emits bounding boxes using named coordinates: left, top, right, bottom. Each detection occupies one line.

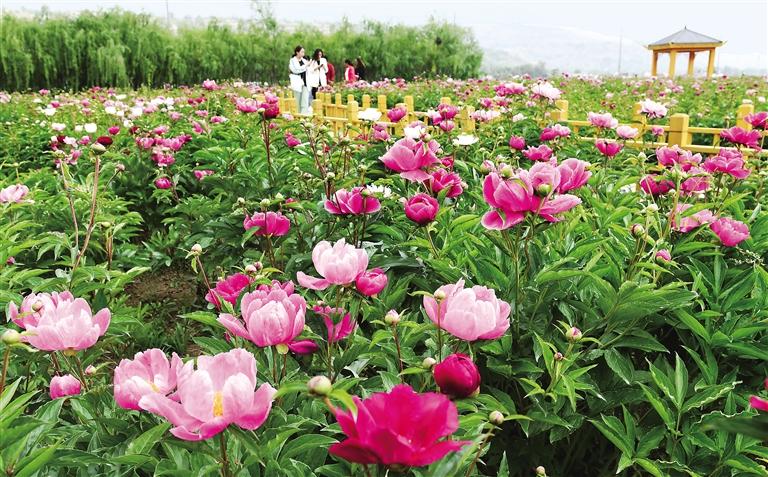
left=149, top=381, right=159, bottom=392
left=212, top=392, right=224, bottom=417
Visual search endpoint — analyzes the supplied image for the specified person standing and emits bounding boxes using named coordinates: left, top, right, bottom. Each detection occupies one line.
left=355, top=57, right=367, bottom=81
left=344, top=59, right=357, bottom=84
left=325, top=57, right=336, bottom=85
left=307, top=49, right=328, bottom=101
left=289, top=45, right=310, bottom=114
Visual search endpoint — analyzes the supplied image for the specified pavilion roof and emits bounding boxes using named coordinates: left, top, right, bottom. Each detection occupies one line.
left=648, top=28, right=724, bottom=49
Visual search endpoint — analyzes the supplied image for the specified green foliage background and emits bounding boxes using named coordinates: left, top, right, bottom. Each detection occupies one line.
left=0, top=10, right=483, bottom=91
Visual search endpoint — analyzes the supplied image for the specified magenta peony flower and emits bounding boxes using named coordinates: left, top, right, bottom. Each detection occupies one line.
left=329, top=384, right=470, bottom=467
left=720, top=127, right=761, bottom=150
left=114, top=348, right=183, bottom=410
left=50, top=375, right=81, bottom=399
left=324, top=187, right=381, bottom=215
left=656, top=146, right=702, bottom=171
left=313, top=306, right=356, bottom=343
left=285, top=132, right=301, bottom=148
left=680, top=167, right=711, bottom=195
left=557, top=158, right=591, bottom=193
left=355, top=268, right=388, bottom=296
left=745, top=111, right=767, bottom=129
left=595, top=140, right=623, bottom=158
left=427, top=169, right=464, bottom=198
left=287, top=339, right=320, bottom=355
left=217, top=282, right=307, bottom=347
left=380, top=137, right=440, bottom=181
left=108, top=126, right=120, bottom=135
left=193, top=169, right=214, bottom=181
left=710, top=217, right=750, bottom=247
left=206, top=273, right=253, bottom=308
left=243, top=211, right=290, bottom=237
left=655, top=249, right=672, bottom=262
left=155, top=177, right=172, bottom=189
left=423, top=279, right=510, bottom=341
left=640, top=174, right=674, bottom=195
left=404, top=193, right=439, bottom=225
left=522, top=145, right=554, bottom=162
left=0, top=184, right=30, bottom=204
left=703, top=149, right=750, bottom=179
left=433, top=354, right=481, bottom=398
left=749, top=379, right=768, bottom=411
left=139, top=348, right=276, bottom=441
left=297, top=239, right=369, bottom=291
left=508, top=135, right=526, bottom=151
left=387, top=106, right=407, bottom=123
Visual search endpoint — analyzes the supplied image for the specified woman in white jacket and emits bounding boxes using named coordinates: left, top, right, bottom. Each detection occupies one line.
left=306, top=49, right=328, bottom=101
left=288, top=45, right=310, bottom=115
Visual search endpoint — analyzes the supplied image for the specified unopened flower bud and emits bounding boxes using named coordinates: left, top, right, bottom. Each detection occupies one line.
left=422, top=357, right=437, bottom=369
left=1, top=329, right=21, bottom=345
left=500, top=165, right=515, bottom=179
left=433, top=290, right=447, bottom=301
left=91, top=143, right=107, bottom=155
left=244, top=264, right=259, bottom=274
left=32, top=300, right=44, bottom=312
left=630, top=224, right=645, bottom=237
left=554, top=352, right=564, bottom=361
left=276, top=343, right=289, bottom=355
left=535, top=184, right=552, bottom=196
left=489, top=410, right=505, bottom=425
left=384, top=309, right=400, bottom=326
left=565, top=327, right=582, bottom=342
left=85, top=365, right=97, bottom=375
left=326, top=172, right=336, bottom=180
left=237, top=197, right=246, bottom=205
left=307, top=375, right=332, bottom=396
left=274, top=192, right=285, bottom=201
left=116, top=163, right=126, bottom=172
left=259, top=198, right=271, bottom=207
left=190, top=244, right=203, bottom=254
left=536, top=466, right=547, bottom=476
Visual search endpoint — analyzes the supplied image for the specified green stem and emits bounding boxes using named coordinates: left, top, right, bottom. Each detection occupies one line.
left=0, top=347, right=10, bottom=396
left=219, top=432, right=232, bottom=477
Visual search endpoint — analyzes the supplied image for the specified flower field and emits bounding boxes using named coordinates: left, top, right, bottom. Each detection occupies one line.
left=1, top=75, right=767, bottom=477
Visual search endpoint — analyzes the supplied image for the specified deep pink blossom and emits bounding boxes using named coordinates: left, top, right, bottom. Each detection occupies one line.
left=427, top=169, right=464, bottom=198
left=703, top=149, right=750, bottom=179
left=433, top=354, right=481, bottom=398
left=355, top=268, right=388, bottom=296
left=313, top=306, right=356, bottom=343
left=670, top=204, right=715, bottom=232
left=640, top=174, right=675, bottom=195
left=380, top=137, right=440, bottom=181
left=522, top=145, right=554, bottom=162
left=595, top=140, right=623, bottom=158
left=324, top=187, right=381, bottom=215
left=206, top=273, right=254, bottom=308
left=710, top=217, right=750, bottom=246
left=720, top=127, right=761, bottom=150
left=557, top=158, right=591, bottom=193
left=243, top=211, right=290, bottom=237
left=404, top=193, right=439, bottom=225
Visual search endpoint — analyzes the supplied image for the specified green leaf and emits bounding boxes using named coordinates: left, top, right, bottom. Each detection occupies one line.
left=590, top=416, right=633, bottom=456
left=639, top=384, right=675, bottom=431
left=279, top=434, right=338, bottom=462
left=126, top=422, right=171, bottom=455
left=604, top=348, right=634, bottom=385
left=635, top=458, right=665, bottom=477
left=14, top=444, right=60, bottom=477
left=673, top=354, right=689, bottom=410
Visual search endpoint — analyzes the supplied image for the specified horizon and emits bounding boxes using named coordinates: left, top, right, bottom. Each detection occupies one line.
left=3, top=0, right=767, bottom=75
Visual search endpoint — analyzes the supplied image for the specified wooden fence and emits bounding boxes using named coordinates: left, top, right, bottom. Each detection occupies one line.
left=267, top=91, right=765, bottom=155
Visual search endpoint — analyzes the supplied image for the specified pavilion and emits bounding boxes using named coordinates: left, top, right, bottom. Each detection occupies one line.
left=647, top=28, right=724, bottom=78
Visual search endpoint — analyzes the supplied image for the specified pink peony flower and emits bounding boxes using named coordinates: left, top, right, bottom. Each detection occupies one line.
left=710, top=217, right=749, bottom=247
left=380, top=137, right=440, bottom=181
left=745, top=111, right=767, bottom=129
left=297, top=239, right=369, bottom=290
left=329, top=384, right=470, bottom=467
left=387, top=106, right=407, bottom=123
left=508, top=136, right=526, bottom=151
left=670, top=204, right=715, bottom=232
left=193, top=170, right=214, bottom=181
left=324, top=187, right=381, bottom=215
left=217, top=282, right=307, bottom=347
left=404, top=193, right=439, bottom=225
left=656, top=146, right=702, bottom=171
left=287, top=339, right=319, bottom=355
left=0, top=184, right=30, bottom=203
left=155, top=177, right=172, bottom=189
left=423, top=279, right=510, bottom=341
left=139, top=348, right=276, bottom=441
left=651, top=125, right=665, bottom=136
left=355, top=268, right=388, bottom=296
left=530, top=82, right=562, bottom=101
left=313, top=306, right=356, bottom=343
left=206, top=273, right=253, bottom=308
left=557, top=158, right=591, bottom=193
left=655, top=249, right=672, bottom=262
left=114, top=348, right=183, bottom=410
left=8, top=291, right=75, bottom=329
left=285, top=132, right=301, bottom=148
left=680, top=167, right=711, bottom=195
left=616, top=125, right=639, bottom=139
left=749, top=379, right=768, bottom=412
left=720, top=127, right=761, bottom=150
left=703, top=149, right=750, bottom=179
left=640, top=99, right=668, bottom=119
left=433, top=354, right=481, bottom=398
left=202, top=79, right=218, bottom=90
left=587, top=112, right=618, bottom=129
left=595, top=140, right=623, bottom=158
left=522, top=144, right=554, bottom=162
left=22, top=295, right=110, bottom=351
left=50, top=375, right=81, bottom=399
left=243, top=211, right=290, bottom=237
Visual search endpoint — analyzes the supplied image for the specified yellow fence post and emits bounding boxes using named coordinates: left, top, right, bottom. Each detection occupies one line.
left=311, top=99, right=322, bottom=118
left=347, top=94, right=355, bottom=106
left=347, top=100, right=359, bottom=138
left=667, top=113, right=691, bottom=148
left=459, top=106, right=475, bottom=133
left=404, top=95, right=415, bottom=122
left=737, top=101, right=754, bottom=129
left=551, top=100, right=568, bottom=122
left=362, top=94, right=371, bottom=109
left=335, top=93, right=342, bottom=105
left=377, top=94, right=388, bottom=113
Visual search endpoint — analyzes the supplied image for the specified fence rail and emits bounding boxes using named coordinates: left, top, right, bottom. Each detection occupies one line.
left=265, top=91, right=765, bottom=156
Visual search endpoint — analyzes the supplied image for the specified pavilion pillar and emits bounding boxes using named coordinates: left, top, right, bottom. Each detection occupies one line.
left=687, top=52, right=696, bottom=77
left=706, top=48, right=716, bottom=78
left=651, top=51, right=658, bottom=76
left=667, top=50, right=677, bottom=77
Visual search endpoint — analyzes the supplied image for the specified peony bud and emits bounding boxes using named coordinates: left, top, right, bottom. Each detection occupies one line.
left=259, top=198, right=271, bottom=207
left=1, top=329, right=21, bottom=345
left=554, top=352, right=564, bottom=361
left=630, top=224, right=645, bottom=237
left=433, top=353, right=481, bottom=398
left=91, top=143, right=107, bottom=155
left=384, top=309, right=400, bottom=326
left=433, top=290, right=447, bottom=301
left=536, top=466, right=547, bottom=476
left=422, top=357, right=437, bottom=369
left=307, top=375, right=332, bottom=396
left=355, top=268, right=388, bottom=296
left=489, top=410, right=505, bottom=425
left=85, top=365, right=97, bottom=375
left=655, top=249, right=672, bottom=263
left=237, top=197, right=246, bottom=205
left=535, top=183, right=552, bottom=196
left=565, top=327, right=582, bottom=342
left=190, top=244, right=203, bottom=254
left=275, top=192, right=285, bottom=201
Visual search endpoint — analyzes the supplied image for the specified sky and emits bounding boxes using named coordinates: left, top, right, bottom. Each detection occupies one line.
left=3, top=0, right=768, bottom=74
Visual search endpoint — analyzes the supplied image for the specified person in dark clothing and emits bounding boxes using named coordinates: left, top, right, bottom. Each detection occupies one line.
left=355, top=57, right=367, bottom=81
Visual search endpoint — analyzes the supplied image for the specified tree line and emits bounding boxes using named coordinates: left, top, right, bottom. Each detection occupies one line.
left=0, top=10, right=484, bottom=91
